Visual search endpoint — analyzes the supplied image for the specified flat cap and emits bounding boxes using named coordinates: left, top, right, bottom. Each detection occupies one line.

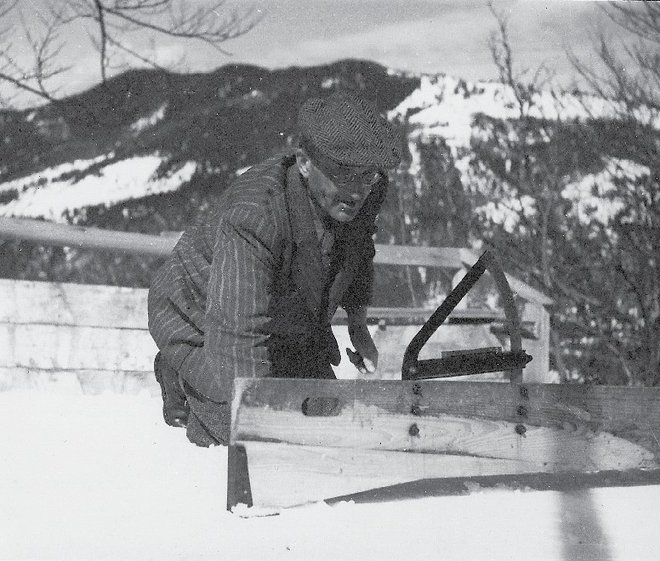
left=298, top=90, right=401, bottom=169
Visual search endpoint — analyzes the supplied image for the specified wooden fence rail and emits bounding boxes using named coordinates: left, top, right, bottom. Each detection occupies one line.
left=0, top=216, right=553, bottom=385
left=0, top=216, right=552, bottom=305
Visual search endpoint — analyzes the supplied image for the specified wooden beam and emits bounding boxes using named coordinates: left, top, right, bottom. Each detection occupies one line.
left=459, top=248, right=554, bottom=306
left=0, top=278, right=150, bottom=329
left=0, top=323, right=157, bottom=371
left=1, top=279, right=533, bottom=329
left=0, top=217, right=552, bottom=305
left=0, top=367, right=158, bottom=394
left=229, top=378, right=660, bottom=509
left=0, top=217, right=178, bottom=257
left=373, top=245, right=464, bottom=267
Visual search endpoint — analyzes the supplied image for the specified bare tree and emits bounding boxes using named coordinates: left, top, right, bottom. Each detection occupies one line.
left=0, top=0, right=262, bottom=105
left=569, top=1, right=660, bottom=118
left=473, top=1, right=660, bottom=385
left=569, top=0, right=660, bottom=385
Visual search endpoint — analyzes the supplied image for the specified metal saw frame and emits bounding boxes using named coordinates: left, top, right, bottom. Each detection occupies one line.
left=401, top=250, right=532, bottom=382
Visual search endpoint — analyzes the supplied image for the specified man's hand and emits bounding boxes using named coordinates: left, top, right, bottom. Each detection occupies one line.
left=346, top=306, right=378, bottom=374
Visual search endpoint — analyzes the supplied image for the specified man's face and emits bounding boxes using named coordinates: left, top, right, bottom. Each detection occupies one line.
left=297, top=149, right=383, bottom=222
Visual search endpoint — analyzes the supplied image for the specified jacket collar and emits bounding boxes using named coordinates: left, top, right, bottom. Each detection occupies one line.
left=285, top=165, right=327, bottom=320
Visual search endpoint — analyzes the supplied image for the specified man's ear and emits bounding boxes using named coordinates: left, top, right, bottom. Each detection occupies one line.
left=296, top=147, right=312, bottom=179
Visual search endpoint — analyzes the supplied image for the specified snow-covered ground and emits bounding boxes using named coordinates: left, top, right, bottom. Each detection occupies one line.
left=2, top=388, right=659, bottom=561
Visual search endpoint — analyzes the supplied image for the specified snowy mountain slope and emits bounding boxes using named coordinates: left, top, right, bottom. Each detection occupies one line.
left=0, top=60, right=418, bottom=223
left=389, top=73, right=659, bottom=151
left=0, top=62, right=653, bottom=228
left=0, top=152, right=197, bottom=222
left=387, top=73, right=655, bottom=235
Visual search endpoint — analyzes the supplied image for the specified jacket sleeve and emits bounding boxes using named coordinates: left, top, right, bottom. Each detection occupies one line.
left=203, top=202, right=278, bottom=398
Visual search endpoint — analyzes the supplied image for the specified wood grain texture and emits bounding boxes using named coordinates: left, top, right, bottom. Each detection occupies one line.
left=232, top=379, right=660, bottom=443
left=241, top=442, right=547, bottom=508
left=235, top=405, right=655, bottom=470
left=2, top=278, right=551, bottom=381
left=1, top=217, right=551, bottom=304
left=230, top=378, right=660, bottom=508
left=0, top=279, right=150, bottom=329
left=0, top=367, right=159, bottom=394
left=241, top=443, right=660, bottom=509
left=0, top=324, right=157, bottom=371
left=0, top=217, right=176, bottom=257
left=1, top=279, right=522, bottom=328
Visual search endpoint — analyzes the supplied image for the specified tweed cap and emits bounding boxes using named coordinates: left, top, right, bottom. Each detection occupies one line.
left=298, top=90, right=401, bottom=169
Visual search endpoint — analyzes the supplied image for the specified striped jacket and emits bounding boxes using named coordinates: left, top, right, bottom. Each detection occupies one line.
left=148, top=153, right=385, bottom=402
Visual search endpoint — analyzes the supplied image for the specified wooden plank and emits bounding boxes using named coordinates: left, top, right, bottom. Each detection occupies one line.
left=0, top=279, right=149, bottom=329
left=0, top=219, right=465, bottom=268
left=0, top=216, right=551, bottom=305
left=0, top=279, right=521, bottom=328
left=230, top=378, right=660, bottom=508
left=0, top=324, right=157, bottom=371
left=232, top=379, right=660, bottom=448
left=0, top=367, right=158, bottom=394
left=234, top=396, right=655, bottom=468
left=335, top=306, right=538, bottom=329
left=374, top=245, right=464, bottom=267
left=241, top=443, right=660, bottom=509
left=521, top=302, right=552, bottom=382
left=241, top=442, right=547, bottom=508
left=459, top=248, right=554, bottom=306
left=0, top=217, right=177, bottom=256
left=1, top=279, right=534, bottom=330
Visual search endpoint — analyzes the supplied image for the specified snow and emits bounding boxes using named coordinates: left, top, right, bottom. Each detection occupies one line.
left=477, top=195, right=538, bottom=234
left=561, top=157, right=651, bottom=226
left=1, top=387, right=659, bottom=560
left=321, top=78, right=340, bottom=89
left=388, top=73, right=656, bottom=241
left=0, top=154, right=197, bottom=222
left=130, top=104, right=168, bottom=134
left=389, top=74, right=660, bottom=154
left=0, top=154, right=111, bottom=190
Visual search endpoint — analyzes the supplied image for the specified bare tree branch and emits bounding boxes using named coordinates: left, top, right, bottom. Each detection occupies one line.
left=570, top=0, right=660, bottom=119
left=0, top=0, right=262, bottom=105
left=605, top=0, right=660, bottom=45
left=0, top=0, right=17, bottom=19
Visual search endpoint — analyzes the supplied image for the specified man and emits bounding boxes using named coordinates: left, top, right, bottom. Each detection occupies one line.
left=148, top=90, right=401, bottom=446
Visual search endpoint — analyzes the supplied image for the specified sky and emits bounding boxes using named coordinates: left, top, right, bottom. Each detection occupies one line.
left=0, top=0, right=640, bottom=107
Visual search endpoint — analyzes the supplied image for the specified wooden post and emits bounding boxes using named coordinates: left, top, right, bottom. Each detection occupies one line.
left=522, top=302, right=552, bottom=383
left=226, top=444, right=253, bottom=511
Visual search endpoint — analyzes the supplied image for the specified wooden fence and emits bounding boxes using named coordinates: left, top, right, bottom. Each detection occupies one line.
left=0, top=217, right=553, bottom=390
